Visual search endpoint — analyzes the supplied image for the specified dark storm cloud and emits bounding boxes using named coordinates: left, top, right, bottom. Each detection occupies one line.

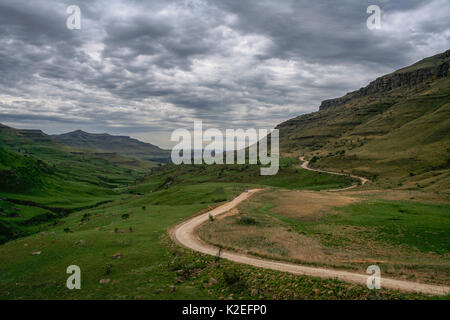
left=0, top=0, right=448, bottom=147
left=211, top=0, right=438, bottom=67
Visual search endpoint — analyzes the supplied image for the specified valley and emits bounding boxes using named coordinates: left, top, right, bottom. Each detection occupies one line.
left=0, top=50, right=449, bottom=300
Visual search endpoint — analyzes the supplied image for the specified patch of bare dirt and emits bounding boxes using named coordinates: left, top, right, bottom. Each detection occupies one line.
left=270, top=190, right=359, bottom=219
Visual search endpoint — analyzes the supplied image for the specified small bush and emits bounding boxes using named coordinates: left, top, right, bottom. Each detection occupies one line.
left=223, top=268, right=241, bottom=286
left=105, top=263, right=113, bottom=275
left=121, top=213, right=130, bottom=220
left=222, top=267, right=247, bottom=291
left=238, top=215, right=258, bottom=225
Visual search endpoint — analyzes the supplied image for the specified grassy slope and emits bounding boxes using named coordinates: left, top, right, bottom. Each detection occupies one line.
left=277, top=53, right=450, bottom=192
left=0, top=125, right=155, bottom=243
left=139, top=157, right=357, bottom=192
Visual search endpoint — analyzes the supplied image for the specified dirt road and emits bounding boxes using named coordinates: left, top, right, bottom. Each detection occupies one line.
left=299, top=156, right=369, bottom=190
left=171, top=188, right=450, bottom=296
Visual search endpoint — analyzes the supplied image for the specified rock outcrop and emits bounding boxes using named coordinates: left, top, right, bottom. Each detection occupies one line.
left=319, top=49, right=450, bottom=111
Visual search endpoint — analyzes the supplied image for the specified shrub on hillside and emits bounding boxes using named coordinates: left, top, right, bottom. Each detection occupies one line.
left=238, top=215, right=258, bottom=225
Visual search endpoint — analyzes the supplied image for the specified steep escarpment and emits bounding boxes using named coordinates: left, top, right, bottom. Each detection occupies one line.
left=319, top=50, right=450, bottom=111
left=277, top=50, right=450, bottom=192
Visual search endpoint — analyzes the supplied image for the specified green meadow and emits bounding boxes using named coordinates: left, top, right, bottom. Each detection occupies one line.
left=199, top=189, right=450, bottom=287
left=0, top=180, right=425, bottom=300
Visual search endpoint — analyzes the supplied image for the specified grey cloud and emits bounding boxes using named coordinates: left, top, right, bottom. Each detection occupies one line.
left=0, top=0, right=449, bottom=148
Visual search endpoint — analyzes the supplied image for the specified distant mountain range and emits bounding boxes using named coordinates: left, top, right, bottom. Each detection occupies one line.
left=277, top=49, right=450, bottom=192
left=0, top=123, right=157, bottom=195
left=0, top=124, right=170, bottom=163
left=52, top=130, right=170, bottom=162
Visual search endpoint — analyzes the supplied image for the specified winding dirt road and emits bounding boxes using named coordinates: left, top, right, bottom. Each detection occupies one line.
left=171, top=162, right=450, bottom=296
left=299, top=156, right=368, bottom=190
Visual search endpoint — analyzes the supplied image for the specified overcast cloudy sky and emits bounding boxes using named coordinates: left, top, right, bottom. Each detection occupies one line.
left=0, top=0, right=449, bottom=148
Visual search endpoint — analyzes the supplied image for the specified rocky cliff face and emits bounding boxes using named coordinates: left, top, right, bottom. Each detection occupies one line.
left=319, top=50, right=450, bottom=111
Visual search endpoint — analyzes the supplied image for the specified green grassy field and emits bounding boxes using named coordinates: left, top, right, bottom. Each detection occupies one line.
left=0, top=182, right=426, bottom=300
left=332, top=200, right=450, bottom=254
left=197, top=189, right=450, bottom=286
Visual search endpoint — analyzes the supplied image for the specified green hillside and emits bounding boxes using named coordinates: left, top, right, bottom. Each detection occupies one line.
left=53, top=130, right=170, bottom=163
left=0, top=121, right=357, bottom=244
left=0, top=147, right=49, bottom=193
left=135, top=157, right=356, bottom=195
left=0, top=124, right=155, bottom=243
left=277, top=50, right=450, bottom=192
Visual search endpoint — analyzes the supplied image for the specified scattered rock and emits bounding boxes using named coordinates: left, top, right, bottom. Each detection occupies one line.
left=31, top=251, right=41, bottom=255
left=250, top=289, right=258, bottom=297
left=174, top=277, right=183, bottom=284
left=169, top=285, right=176, bottom=293
left=176, top=270, right=185, bottom=275
left=204, top=277, right=218, bottom=288
left=111, top=252, right=122, bottom=259
left=23, top=243, right=28, bottom=247
left=50, top=232, right=55, bottom=235
left=75, top=240, right=85, bottom=246
left=154, top=289, right=163, bottom=294
left=99, top=279, right=110, bottom=284
left=148, top=279, right=153, bottom=283
left=134, top=296, right=141, bottom=300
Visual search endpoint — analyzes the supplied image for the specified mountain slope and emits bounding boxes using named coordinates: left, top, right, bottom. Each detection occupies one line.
left=277, top=50, right=450, bottom=192
left=0, top=124, right=156, bottom=242
left=53, top=130, right=170, bottom=162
